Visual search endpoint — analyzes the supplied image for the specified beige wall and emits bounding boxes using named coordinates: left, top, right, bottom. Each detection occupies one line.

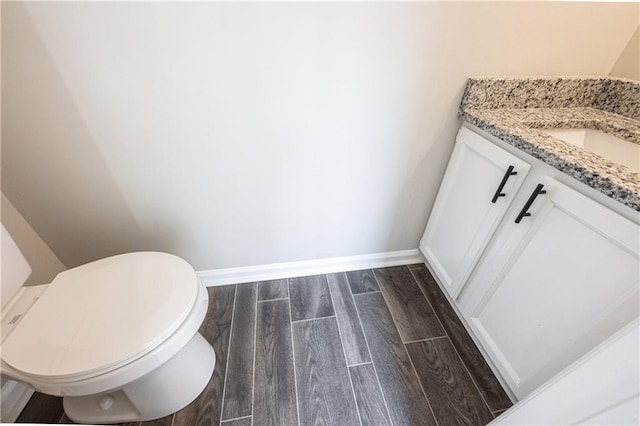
left=2, top=2, right=638, bottom=271
left=610, top=26, right=640, bottom=80
left=1, top=194, right=66, bottom=286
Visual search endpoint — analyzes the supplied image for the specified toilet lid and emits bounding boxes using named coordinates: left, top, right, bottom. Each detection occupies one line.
left=2, top=252, right=199, bottom=380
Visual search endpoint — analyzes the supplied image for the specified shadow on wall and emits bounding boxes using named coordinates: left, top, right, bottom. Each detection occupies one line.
left=1, top=193, right=66, bottom=285
left=1, top=3, right=175, bottom=268
left=383, top=3, right=472, bottom=250
left=387, top=112, right=464, bottom=251
left=610, top=25, right=640, bottom=80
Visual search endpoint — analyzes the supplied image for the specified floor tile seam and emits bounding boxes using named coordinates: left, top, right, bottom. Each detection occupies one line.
left=221, top=414, right=252, bottom=424
left=286, top=278, right=302, bottom=426
left=351, top=290, right=382, bottom=296
left=372, top=268, right=438, bottom=426
left=407, top=268, right=497, bottom=414
left=169, top=413, right=175, bottom=426
left=219, top=284, right=239, bottom=426
left=347, top=361, right=373, bottom=368
left=403, top=335, right=448, bottom=346
left=349, top=280, right=394, bottom=426
left=290, top=314, right=336, bottom=324
left=250, top=281, right=259, bottom=426
left=492, top=409, right=507, bottom=415
left=257, top=297, right=289, bottom=303
left=405, top=342, right=441, bottom=426
left=325, top=273, right=363, bottom=426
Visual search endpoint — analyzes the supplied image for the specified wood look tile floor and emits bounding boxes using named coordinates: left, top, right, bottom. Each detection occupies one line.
left=16, top=265, right=512, bottom=425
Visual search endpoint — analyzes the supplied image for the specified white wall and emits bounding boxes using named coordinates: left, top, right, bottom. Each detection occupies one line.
left=2, top=2, right=638, bottom=271
left=1, top=194, right=66, bottom=286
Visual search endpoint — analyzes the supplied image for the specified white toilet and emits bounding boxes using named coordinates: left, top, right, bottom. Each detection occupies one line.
left=1, top=225, right=215, bottom=424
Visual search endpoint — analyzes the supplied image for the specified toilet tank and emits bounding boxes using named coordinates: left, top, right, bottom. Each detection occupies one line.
left=1, top=224, right=32, bottom=310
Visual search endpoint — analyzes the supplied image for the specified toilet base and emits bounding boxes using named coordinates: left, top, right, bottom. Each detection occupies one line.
left=63, top=332, right=215, bottom=424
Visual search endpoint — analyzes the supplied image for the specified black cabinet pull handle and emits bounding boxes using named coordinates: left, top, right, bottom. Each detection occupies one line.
left=515, top=184, right=547, bottom=223
left=491, top=165, right=517, bottom=203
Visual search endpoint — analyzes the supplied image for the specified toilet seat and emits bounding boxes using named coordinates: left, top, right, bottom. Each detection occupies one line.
left=2, top=252, right=199, bottom=382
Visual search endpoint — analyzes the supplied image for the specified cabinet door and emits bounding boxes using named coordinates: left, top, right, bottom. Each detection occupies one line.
left=420, top=127, right=531, bottom=299
left=460, top=176, right=640, bottom=399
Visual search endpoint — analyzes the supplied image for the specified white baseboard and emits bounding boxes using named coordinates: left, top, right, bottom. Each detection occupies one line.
left=197, top=249, right=425, bottom=287
left=1, top=379, right=34, bottom=423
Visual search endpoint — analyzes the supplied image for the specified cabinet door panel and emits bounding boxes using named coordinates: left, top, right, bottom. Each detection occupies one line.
left=420, top=127, right=530, bottom=299
left=464, top=177, right=639, bottom=399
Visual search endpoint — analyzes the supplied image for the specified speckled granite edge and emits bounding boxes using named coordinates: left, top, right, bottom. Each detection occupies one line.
left=460, top=77, right=603, bottom=110
left=460, top=77, right=639, bottom=119
left=458, top=77, right=640, bottom=212
left=594, top=79, right=640, bottom=120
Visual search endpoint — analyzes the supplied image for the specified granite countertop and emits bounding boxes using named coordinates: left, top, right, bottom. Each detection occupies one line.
left=458, top=77, right=640, bottom=212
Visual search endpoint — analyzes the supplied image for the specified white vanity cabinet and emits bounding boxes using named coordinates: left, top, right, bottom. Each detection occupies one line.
left=420, top=127, right=531, bottom=298
left=420, top=125, right=640, bottom=401
left=459, top=174, right=639, bottom=399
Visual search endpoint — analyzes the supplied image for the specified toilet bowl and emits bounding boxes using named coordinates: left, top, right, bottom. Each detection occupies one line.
left=0, top=226, right=215, bottom=424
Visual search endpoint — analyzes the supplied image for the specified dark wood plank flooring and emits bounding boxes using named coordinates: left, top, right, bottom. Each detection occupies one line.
left=289, top=275, right=335, bottom=321
left=354, top=291, right=437, bottom=426
left=326, top=272, right=371, bottom=366
left=16, top=265, right=512, bottom=425
left=374, top=266, right=445, bottom=343
left=410, top=266, right=512, bottom=412
left=292, top=317, right=360, bottom=425
left=345, top=269, right=379, bottom=294
left=140, top=415, right=174, bottom=426
left=349, top=363, right=391, bottom=426
left=258, top=279, right=289, bottom=301
left=16, top=392, right=65, bottom=424
left=222, top=282, right=257, bottom=420
left=254, top=299, right=298, bottom=426
left=406, top=337, right=494, bottom=425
